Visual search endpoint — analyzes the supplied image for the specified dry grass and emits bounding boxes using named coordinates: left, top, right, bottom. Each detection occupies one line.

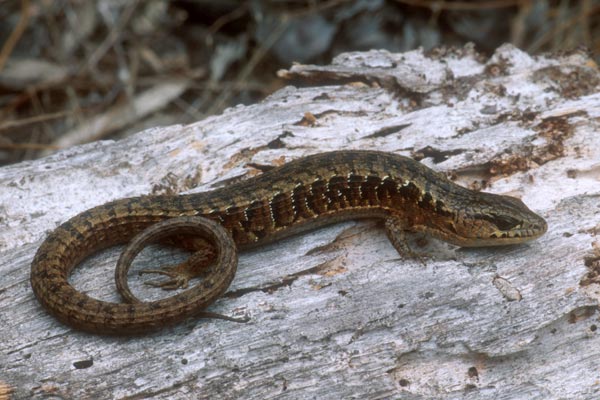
left=0, top=0, right=597, bottom=166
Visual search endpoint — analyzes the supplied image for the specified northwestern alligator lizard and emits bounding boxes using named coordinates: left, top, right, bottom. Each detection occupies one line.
left=30, top=150, right=547, bottom=334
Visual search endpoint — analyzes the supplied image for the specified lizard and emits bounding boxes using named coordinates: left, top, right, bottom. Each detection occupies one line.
left=30, top=150, right=547, bottom=334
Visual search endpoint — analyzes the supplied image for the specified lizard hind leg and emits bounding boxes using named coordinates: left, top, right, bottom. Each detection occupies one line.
left=139, top=236, right=217, bottom=291
left=114, top=216, right=249, bottom=323
left=138, top=243, right=217, bottom=290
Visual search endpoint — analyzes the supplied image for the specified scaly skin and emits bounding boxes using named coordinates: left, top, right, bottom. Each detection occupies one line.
left=30, top=150, right=547, bottom=334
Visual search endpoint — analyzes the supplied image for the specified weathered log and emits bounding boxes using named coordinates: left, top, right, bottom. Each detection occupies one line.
left=1, top=44, right=599, bottom=399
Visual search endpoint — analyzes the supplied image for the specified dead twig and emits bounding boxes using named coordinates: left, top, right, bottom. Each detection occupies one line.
left=204, top=17, right=289, bottom=117
left=51, top=79, right=190, bottom=149
left=0, top=110, right=73, bottom=133
left=393, top=0, right=522, bottom=11
left=0, top=0, right=31, bottom=72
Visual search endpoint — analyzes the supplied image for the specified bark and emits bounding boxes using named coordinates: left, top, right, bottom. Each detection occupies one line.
left=1, top=44, right=600, bottom=400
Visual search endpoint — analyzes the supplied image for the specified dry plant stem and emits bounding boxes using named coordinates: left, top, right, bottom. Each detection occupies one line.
left=0, top=143, right=59, bottom=151
left=83, top=0, right=139, bottom=73
left=207, top=3, right=250, bottom=38
left=0, top=110, right=72, bottom=132
left=0, top=0, right=30, bottom=72
left=52, top=80, right=189, bottom=149
left=393, top=0, right=522, bottom=11
left=204, top=17, right=289, bottom=117
left=528, top=3, right=600, bottom=52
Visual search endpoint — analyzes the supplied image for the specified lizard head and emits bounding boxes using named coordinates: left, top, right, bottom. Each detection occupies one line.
left=425, top=191, right=547, bottom=247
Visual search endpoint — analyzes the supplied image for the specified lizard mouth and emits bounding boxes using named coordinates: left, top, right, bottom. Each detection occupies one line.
left=469, top=209, right=547, bottom=243
left=477, top=218, right=547, bottom=246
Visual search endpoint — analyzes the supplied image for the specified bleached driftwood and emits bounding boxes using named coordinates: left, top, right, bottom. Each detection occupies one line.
left=1, top=44, right=600, bottom=399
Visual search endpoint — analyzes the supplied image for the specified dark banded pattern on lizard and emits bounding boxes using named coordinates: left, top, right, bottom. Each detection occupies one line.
left=30, top=150, right=547, bottom=334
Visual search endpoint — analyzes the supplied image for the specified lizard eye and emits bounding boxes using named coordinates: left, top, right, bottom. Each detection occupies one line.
left=472, top=213, right=520, bottom=231
left=491, top=215, right=520, bottom=231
